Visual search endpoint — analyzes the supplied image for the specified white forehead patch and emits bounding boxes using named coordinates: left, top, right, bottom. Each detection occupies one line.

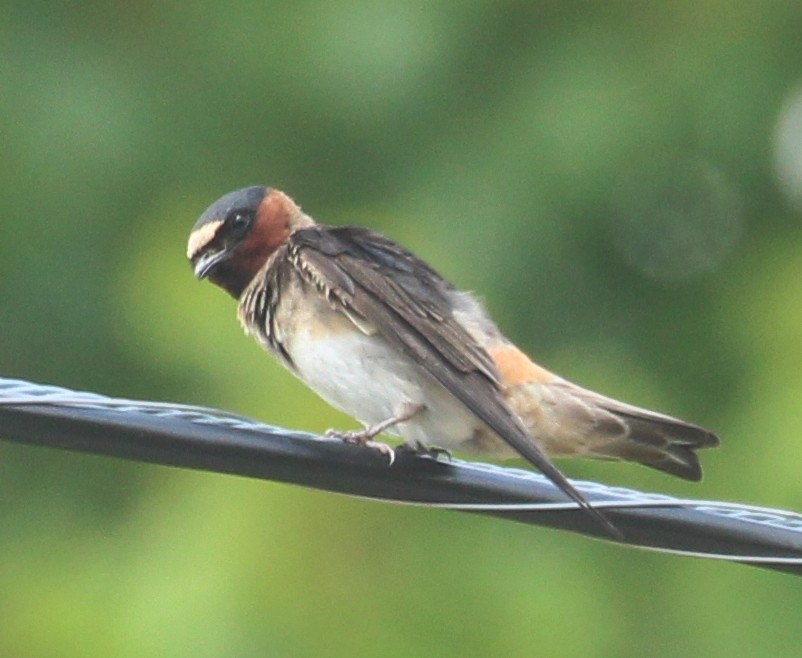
left=186, top=219, right=223, bottom=259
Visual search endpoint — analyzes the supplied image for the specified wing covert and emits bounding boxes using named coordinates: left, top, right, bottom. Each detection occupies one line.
left=286, top=225, right=616, bottom=536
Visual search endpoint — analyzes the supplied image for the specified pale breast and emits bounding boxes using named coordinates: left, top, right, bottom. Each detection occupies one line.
left=251, top=279, right=477, bottom=448
left=239, top=261, right=514, bottom=451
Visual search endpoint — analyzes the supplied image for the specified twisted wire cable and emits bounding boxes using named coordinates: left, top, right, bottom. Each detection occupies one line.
left=1, top=377, right=800, bottom=575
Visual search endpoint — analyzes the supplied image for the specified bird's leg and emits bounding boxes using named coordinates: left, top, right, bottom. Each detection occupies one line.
left=325, top=403, right=424, bottom=464
left=326, top=402, right=424, bottom=442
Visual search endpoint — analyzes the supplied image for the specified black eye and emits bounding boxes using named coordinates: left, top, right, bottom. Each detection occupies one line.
left=228, top=210, right=253, bottom=235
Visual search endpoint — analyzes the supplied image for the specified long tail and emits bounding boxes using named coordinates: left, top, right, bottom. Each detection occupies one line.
left=510, top=379, right=719, bottom=481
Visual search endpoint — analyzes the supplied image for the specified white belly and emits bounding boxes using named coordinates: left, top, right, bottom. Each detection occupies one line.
left=285, top=324, right=479, bottom=449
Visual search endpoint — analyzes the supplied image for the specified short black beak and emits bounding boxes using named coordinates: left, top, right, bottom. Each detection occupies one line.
left=193, top=249, right=229, bottom=279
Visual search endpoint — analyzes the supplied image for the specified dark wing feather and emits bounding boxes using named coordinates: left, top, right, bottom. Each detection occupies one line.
left=288, top=226, right=618, bottom=537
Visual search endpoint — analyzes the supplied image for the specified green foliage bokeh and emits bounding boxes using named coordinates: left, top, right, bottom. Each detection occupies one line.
left=2, top=3, right=802, bottom=656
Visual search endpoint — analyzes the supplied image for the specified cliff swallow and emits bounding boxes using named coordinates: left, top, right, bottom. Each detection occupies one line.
left=187, top=186, right=719, bottom=536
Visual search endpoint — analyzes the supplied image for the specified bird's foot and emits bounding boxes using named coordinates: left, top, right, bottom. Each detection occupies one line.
left=325, top=428, right=396, bottom=465
left=324, top=404, right=424, bottom=467
left=397, top=442, right=453, bottom=462
left=325, top=427, right=373, bottom=443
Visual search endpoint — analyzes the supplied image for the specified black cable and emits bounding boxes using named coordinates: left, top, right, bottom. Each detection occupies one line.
left=1, top=377, right=800, bottom=575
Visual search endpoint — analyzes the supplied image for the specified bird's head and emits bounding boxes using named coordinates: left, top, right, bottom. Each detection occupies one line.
left=187, top=186, right=312, bottom=298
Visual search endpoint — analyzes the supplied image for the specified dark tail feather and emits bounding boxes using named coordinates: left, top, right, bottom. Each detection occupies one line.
left=544, top=380, right=720, bottom=481
left=601, top=410, right=719, bottom=481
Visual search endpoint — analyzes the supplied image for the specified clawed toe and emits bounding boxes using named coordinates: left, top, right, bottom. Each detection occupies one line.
left=325, top=428, right=395, bottom=465
left=397, top=442, right=452, bottom=462
left=423, top=445, right=452, bottom=461
left=325, top=428, right=367, bottom=443
left=363, top=440, right=396, bottom=466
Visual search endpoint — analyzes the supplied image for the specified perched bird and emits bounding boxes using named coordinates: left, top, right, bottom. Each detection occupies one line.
left=187, top=185, right=719, bottom=536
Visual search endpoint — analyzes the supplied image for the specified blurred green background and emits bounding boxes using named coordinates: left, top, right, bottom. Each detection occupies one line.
left=2, top=2, right=802, bottom=656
